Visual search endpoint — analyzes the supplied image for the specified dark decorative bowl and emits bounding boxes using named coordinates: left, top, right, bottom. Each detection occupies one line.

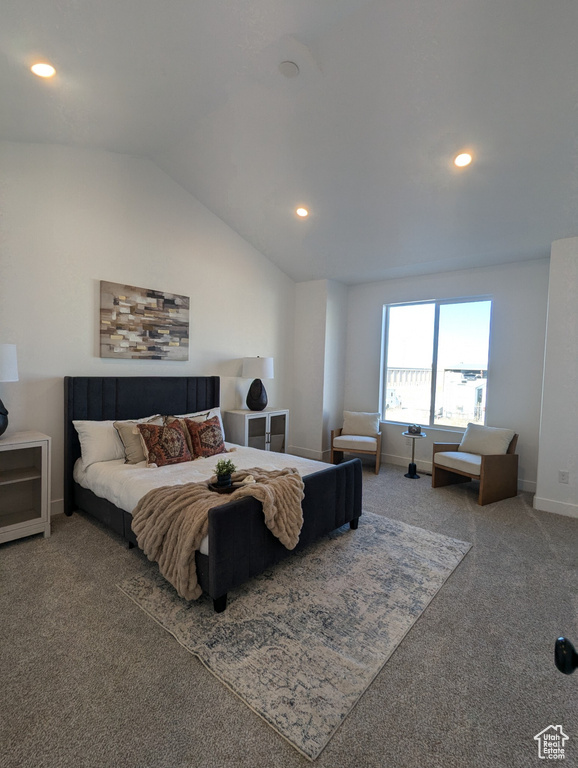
left=208, top=482, right=242, bottom=494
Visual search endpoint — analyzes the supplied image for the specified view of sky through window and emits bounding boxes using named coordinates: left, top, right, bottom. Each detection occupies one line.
left=383, top=299, right=492, bottom=427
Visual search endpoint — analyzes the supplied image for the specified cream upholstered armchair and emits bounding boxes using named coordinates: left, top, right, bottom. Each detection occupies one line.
left=432, top=423, right=518, bottom=505
left=331, top=411, right=382, bottom=474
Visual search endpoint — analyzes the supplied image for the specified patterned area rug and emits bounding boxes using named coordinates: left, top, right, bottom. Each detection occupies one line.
left=118, top=512, right=471, bottom=760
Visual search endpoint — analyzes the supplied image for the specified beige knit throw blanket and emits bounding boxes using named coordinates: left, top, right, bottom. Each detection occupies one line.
left=131, top=467, right=305, bottom=601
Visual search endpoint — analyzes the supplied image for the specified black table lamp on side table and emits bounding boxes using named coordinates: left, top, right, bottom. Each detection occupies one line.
left=242, top=356, right=274, bottom=411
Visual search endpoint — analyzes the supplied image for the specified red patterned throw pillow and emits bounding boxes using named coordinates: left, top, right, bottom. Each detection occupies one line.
left=137, top=422, right=192, bottom=467
left=184, top=416, right=226, bottom=458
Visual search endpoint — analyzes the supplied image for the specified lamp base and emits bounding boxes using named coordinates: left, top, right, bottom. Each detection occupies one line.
left=0, top=398, right=8, bottom=437
left=246, top=379, right=268, bottom=411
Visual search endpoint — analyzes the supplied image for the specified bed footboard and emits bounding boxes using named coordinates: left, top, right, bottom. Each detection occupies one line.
left=197, top=458, right=362, bottom=606
left=72, top=457, right=362, bottom=612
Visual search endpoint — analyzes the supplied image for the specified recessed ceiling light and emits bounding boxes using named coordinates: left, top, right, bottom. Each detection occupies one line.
left=454, top=152, right=472, bottom=167
left=279, top=61, right=300, bottom=78
left=296, top=207, right=309, bottom=217
left=31, top=62, right=56, bottom=78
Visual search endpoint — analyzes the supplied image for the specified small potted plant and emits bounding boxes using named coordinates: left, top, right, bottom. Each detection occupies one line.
left=214, top=458, right=237, bottom=488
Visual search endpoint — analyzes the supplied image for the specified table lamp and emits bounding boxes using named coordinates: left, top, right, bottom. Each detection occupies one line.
left=0, top=344, right=19, bottom=437
left=242, top=357, right=274, bottom=411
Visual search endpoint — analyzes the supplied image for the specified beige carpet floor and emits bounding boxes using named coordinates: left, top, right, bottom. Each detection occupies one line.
left=1, top=462, right=577, bottom=768
left=118, top=512, right=471, bottom=759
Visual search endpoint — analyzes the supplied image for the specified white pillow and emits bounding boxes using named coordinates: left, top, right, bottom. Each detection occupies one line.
left=114, top=416, right=164, bottom=464
left=458, top=423, right=515, bottom=456
left=342, top=411, right=380, bottom=437
left=174, top=407, right=224, bottom=434
left=73, top=420, right=125, bottom=468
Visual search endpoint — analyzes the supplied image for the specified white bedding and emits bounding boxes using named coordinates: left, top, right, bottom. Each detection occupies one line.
left=73, top=444, right=332, bottom=555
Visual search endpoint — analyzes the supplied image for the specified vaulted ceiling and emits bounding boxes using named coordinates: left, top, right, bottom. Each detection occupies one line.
left=2, top=0, right=578, bottom=284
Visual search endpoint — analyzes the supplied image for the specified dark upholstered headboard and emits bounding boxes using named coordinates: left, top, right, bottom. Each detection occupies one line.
left=64, top=376, right=220, bottom=515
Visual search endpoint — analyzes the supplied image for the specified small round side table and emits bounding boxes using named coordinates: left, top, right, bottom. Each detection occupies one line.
left=402, top=431, right=427, bottom=479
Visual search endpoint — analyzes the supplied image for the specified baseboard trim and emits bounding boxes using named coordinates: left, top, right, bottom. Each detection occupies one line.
left=51, top=498, right=64, bottom=517
left=384, top=453, right=430, bottom=473
left=287, top=446, right=325, bottom=462
left=533, top=496, right=578, bottom=519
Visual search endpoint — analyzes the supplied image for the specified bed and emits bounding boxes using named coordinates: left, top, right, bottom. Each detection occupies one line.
left=64, top=376, right=362, bottom=611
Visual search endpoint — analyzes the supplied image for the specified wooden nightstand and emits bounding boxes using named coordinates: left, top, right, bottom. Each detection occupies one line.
left=224, top=409, right=289, bottom=453
left=0, top=431, right=51, bottom=544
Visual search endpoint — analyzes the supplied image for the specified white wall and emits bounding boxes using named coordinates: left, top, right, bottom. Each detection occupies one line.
left=322, top=280, right=347, bottom=458
left=535, top=238, right=578, bottom=517
left=344, top=259, right=550, bottom=489
left=290, top=279, right=348, bottom=460
left=0, top=142, right=296, bottom=514
left=291, top=281, right=328, bottom=459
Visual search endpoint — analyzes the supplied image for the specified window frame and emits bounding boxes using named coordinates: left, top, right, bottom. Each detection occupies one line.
left=380, top=296, right=493, bottom=427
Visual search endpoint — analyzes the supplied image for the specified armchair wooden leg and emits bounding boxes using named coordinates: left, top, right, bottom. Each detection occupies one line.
left=331, top=448, right=343, bottom=465
left=478, top=454, right=519, bottom=505
left=478, top=477, right=518, bottom=505
left=432, top=466, right=471, bottom=488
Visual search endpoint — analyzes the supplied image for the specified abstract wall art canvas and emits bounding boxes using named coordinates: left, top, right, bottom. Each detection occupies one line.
left=100, top=281, right=190, bottom=360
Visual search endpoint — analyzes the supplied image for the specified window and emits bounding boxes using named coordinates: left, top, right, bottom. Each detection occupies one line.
left=381, top=298, right=492, bottom=428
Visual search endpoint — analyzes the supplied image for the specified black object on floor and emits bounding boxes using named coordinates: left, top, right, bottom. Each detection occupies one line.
left=555, top=637, right=577, bottom=674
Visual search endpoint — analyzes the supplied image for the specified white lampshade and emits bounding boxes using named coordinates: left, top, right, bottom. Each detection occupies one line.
left=0, top=344, right=18, bottom=382
left=242, top=357, right=274, bottom=380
